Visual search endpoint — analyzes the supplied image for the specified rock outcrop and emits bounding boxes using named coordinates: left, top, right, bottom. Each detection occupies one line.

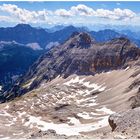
left=109, top=107, right=140, bottom=135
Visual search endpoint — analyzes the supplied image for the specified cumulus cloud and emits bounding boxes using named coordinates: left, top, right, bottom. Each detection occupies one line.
left=55, top=9, right=73, bottom=17
left=70, top=4, right=95, bottom=16
left=95, top=8, right=136, bottom=20
left=0, top=3, right=137, bottom=24
left=54, top=4, right=95, bottom=17
left=0, top=4, right=49, bottom=23
left=55, top=4, right=136, bottom=20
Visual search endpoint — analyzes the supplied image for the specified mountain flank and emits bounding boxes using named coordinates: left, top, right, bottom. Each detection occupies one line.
left=3, top=32, right=140, bottom=102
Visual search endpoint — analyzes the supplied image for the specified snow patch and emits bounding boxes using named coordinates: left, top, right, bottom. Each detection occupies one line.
left=18, top=111, right=26, bottom=118
left=0, top=85, right=2, bottom=91
left=106, top=71, right=111, bottom=74
left=64, top=76, right=85, bottom=86
left=12, top=132, right=24, bottom=136
left=68, top=117, right=81, bottom=125
left=1, top=137, right=10, bottom=139
left=96, top=106, right=115, bottom=115
left=125, top=66, right=130, bottom=71
left=24, top=106, right=114, bottom=137
left=64, top=76, right=106, bottom=92
left=22, top=77, right=36, bottom=88
left=5, top=105, right=9, bottom=109
left=90, top=112, right=101, bottom=116
left=0, top=111, right=12, bottom=117
left=77, top=112, right=93, bottom=119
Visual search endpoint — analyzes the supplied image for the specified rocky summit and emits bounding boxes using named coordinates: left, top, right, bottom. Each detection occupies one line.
left=0, top=32, right=140, bottom=139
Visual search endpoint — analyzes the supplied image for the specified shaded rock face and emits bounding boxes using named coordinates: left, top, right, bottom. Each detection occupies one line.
left=4, top=32, right=140, bottom=102
left=109, top=107, right=140, bottom=133
left=78, top=32, right=92, bottom=48
left=68, top=32, right=93, bottom=49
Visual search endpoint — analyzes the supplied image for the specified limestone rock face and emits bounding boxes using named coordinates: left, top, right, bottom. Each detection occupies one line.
left=4, top=32, right=140, bottom=102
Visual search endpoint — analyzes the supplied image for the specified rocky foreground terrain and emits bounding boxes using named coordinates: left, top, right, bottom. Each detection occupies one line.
left=0, top=32, right=140, bottom=139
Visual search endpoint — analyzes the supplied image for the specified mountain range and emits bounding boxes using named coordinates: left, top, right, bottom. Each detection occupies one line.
left=0, top=24, right=87, bottom=49
left=0, top=24, right=140, bottom=139
left=0, top=24, right=140, bottom=49
left=1, top=24, right=140, bottom=88
left=0, top=30, right=140, bottom=139
left=1, top=24, right=140, bottom=95
left=3, top=32, right=140, bottom=101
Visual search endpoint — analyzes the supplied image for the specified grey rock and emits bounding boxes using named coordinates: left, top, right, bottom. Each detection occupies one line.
left=109, top=107, right=140, bottom=133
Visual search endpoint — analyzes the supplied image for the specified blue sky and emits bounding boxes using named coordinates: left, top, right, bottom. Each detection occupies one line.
left=0, top=1, right=140, bottom=28
left=0, top=1, right=140, bottom=12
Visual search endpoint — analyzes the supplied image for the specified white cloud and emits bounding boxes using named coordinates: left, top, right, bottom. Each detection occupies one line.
left=55, top=9, right=72, bottom=17
left=0, top=4, right=49, bottom=23
left=0, top=3, right=137, bottom=25
left=95, top=8, right=136, bottom=20
left=55, top=4, right=136, bottom=20
left=55, top=4, right=95, bottom=17
left=70, top=4, right=95, bottom=16
left=0, top=15, right=12, bottom=22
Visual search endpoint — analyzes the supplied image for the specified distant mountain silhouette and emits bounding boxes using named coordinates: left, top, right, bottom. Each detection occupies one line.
left=0, top=24, right=139, bottom=50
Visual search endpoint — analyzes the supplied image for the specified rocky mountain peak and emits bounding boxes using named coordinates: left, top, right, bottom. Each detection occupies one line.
left=69, top=32, right=93, bottom=49
left=79, top=32, right=92, bottom=46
